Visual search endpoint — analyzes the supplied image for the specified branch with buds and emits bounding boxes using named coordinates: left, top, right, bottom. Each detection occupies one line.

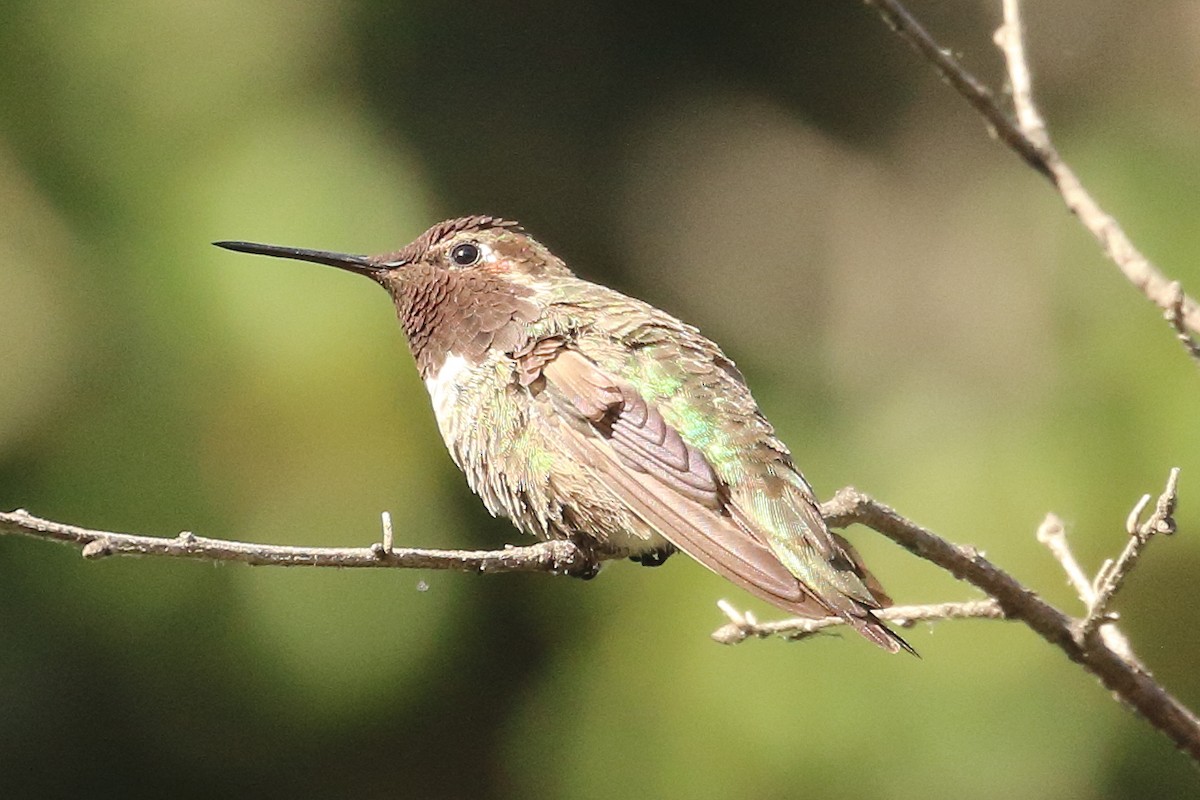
left=863, top=0, right=1200, bottom=364
left=713, top=473, right=1198, bottom=764
left=2, top=470, right=1195, bottom=760
left=0, top=509, right=595, bottom=576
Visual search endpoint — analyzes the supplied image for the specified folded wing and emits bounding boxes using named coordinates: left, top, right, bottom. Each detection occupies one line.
left=535, top=345, right=910, bottom=653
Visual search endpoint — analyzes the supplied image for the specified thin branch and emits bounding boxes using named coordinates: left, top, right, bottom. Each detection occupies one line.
left=993, top=0, right=1047, bottom=148
left=1080, top=468, right=1179, bottom=642
left=993, top=0, right=1200, bottom=357
left=861, top=0, right=1051, bottom=179
left=712, top=598, right=1004, bottom=645
left=818, top=478, right=1200, bottom=763
left=0, top=508, right=599, bottom=577
left=2, top=473, right=1197, bottom=759
left=1036, top=513, right=1094, bottom=603
left=1166, top=282, right=1200, bottom=363
left=380, top=510, right=395, bottom=555
left=862, top=0, right=1200, bottom=359
left=1036, top=512, right=1135, bottom=661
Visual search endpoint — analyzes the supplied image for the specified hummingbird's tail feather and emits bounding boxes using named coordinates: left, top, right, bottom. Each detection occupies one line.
left=725, top=497, right=914, bottom=654
left=725, top=471, right=920, bottom=654
left=826, top=533, right=917, bottom=654
left=829, top=532, right=893, bottom=607
left=843, top=610, right=917, bottom=656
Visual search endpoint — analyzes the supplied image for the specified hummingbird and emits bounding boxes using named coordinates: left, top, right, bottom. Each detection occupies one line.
left=216, top=216, right=911, bottom=653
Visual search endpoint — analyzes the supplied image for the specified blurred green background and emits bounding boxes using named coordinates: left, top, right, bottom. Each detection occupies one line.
left=2, top=1, right=1199, bottom=797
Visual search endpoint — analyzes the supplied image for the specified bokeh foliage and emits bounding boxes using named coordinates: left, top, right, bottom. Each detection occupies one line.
left=2, top=1, right=1199, bottom=797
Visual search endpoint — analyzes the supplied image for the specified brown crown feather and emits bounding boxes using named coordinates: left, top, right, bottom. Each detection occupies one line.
left=379, top=216, right=522, bottom=266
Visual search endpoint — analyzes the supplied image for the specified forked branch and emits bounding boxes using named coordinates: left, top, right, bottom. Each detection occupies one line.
left=715, top=472, right=1198, bottom=763
left=2, top=471, right=1195, bottom=760
left=863, top=0, right=1200, bottom=363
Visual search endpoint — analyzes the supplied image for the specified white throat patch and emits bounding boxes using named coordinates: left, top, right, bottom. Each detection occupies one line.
left=424, top=353, right=472, bottom=423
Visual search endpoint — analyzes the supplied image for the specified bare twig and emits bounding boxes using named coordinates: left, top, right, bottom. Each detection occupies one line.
left=1036, top=512, right=1135, bottom=660
left=861, top=0, right=1050, bottom=178
left=380, top=511, right=395, bottom=555
left=1036, top=514, right=1093, bottom=602
left=1081, top=468, right=1179, bottom=643
left=0, top=508, right=598, bottom=577
left=3, top=471, right=1197, bottom=759
left=712, top=597, right=1005, bottom=645
left=862, top=0, right=1200, bottom=356
left=993, top=0, right=1047, bottom=148
left=1166, top=282, right=1200, bottom=363
left=817, top=479, right=1200, bottom=762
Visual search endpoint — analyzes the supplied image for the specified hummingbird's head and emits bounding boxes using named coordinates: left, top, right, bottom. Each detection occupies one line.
left=215, top=217, right=568, bottom=376
left=214, top=216, right=572, bottom=291
left=374, top=216, right=575, bottom=286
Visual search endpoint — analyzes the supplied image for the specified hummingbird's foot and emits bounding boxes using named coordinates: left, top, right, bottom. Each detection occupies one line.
left=629, top=547, right=674, bottom=568
left=565, top=538, right=603, bottom=580
left=569, top=555, right=603, bottom=580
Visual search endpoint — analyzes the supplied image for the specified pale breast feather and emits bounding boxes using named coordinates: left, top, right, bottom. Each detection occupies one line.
left=423, top=353, right=473, bottom=444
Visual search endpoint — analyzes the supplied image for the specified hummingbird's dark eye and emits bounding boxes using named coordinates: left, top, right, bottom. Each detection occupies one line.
left=450, top=242, right=481, bottom=267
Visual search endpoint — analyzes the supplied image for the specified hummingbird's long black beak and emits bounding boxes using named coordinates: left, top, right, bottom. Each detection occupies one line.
left=213, top=240, right=390, bottom=277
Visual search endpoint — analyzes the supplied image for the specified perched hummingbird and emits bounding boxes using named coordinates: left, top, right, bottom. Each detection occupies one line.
left=216, top=216, right=911, bottom=653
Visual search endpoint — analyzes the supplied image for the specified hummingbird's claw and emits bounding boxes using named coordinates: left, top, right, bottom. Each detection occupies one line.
left=630, top=548, right=675, bottom=568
